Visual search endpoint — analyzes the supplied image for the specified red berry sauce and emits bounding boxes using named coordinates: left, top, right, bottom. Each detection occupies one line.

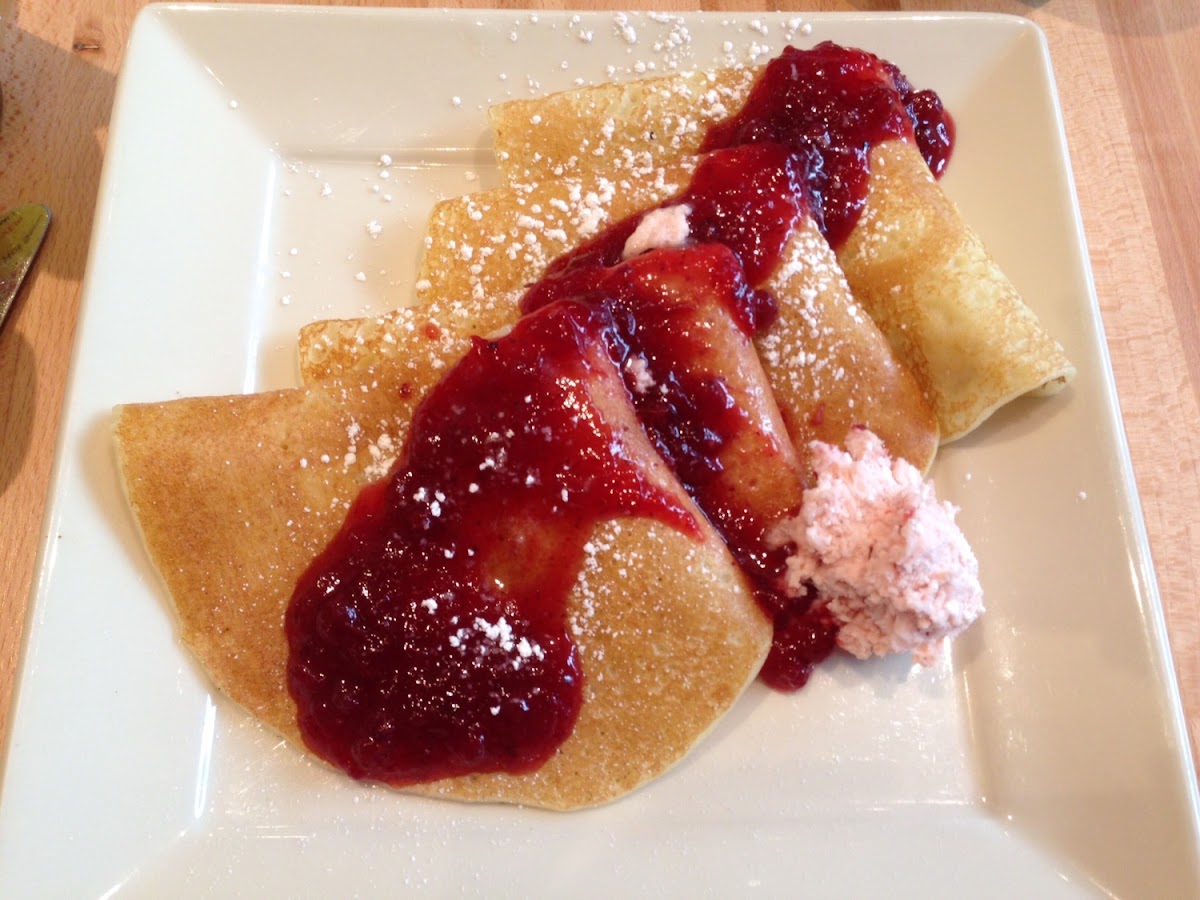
left=530, top=244, right=785, bottom=577
left=286, top=43, right=956, bottom=784
left=701, top=42, right=955, bottom=250
left=287, top=302, right=699, bottom=785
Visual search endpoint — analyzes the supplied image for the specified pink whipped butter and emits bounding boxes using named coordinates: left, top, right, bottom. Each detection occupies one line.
left=770, top=428, right=983, bottom=666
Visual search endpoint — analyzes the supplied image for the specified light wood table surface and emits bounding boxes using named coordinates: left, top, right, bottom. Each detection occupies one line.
left=1, top=0, right=1197, bottom=785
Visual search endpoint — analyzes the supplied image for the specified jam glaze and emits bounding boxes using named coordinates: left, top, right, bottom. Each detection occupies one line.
left=701, top=41, right=955, bottom=250
left=287, top=302, right=700, bottom=785
left=286, top=43, right=955, bottom=783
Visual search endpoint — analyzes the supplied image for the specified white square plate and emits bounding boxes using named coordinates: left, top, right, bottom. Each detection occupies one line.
left=2, top=6, right=1198, bottom=896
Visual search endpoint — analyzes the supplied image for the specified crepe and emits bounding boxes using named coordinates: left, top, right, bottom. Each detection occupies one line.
left=299, top=157, right=939, bottom=474
left=837, top=139, right=1075, bottom=438
left=488, top=64, right=1075, bottom=442
left=114, top=301, right=772, bottom=810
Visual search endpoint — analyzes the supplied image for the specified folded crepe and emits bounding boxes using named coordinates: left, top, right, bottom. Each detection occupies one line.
left=114, top=298, right=772, bottom=810
left=488, top=53, right=1075, bottom=442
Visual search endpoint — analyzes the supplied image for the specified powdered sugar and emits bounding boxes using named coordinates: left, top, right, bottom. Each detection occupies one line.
left=447, top=615, right=547, bottom=669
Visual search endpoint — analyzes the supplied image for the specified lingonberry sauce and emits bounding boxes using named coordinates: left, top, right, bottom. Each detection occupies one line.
left=287, top=302, right=698, bottom=785
left=287, top=43, right=954, bottom=782
left=701, top=42, right=955, bottom=250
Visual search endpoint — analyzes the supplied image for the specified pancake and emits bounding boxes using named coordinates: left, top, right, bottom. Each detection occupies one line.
left=299, top=157, right=939, bottom=474
left=487, top=56, right=1074, bottom=442
left=756, top=213, right=938, bottom=469
left=114, top=302, right=771, bottom=810
left=113, top=43, right=1013, bottom=811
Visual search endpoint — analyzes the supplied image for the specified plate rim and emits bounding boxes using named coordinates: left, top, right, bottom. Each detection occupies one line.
left=4, top=5, right=1198, bottom=896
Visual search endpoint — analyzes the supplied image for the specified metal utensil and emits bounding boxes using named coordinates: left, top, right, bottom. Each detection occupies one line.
left=0, top=203, right=51, bottom=334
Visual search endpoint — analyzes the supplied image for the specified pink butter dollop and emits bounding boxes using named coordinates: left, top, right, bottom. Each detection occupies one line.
left=770, top=428, right=984, bottom=666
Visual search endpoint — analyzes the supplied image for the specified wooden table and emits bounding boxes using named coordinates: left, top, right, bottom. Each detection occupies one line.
left=2, top=0, right=1197, bottom=779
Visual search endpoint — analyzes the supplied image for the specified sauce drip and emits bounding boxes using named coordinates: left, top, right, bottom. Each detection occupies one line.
left=701, top=42, right=955, bottom=249
left=758, top=602, right=841, bottom=691
left=287, top=302, right=698, bottom=785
